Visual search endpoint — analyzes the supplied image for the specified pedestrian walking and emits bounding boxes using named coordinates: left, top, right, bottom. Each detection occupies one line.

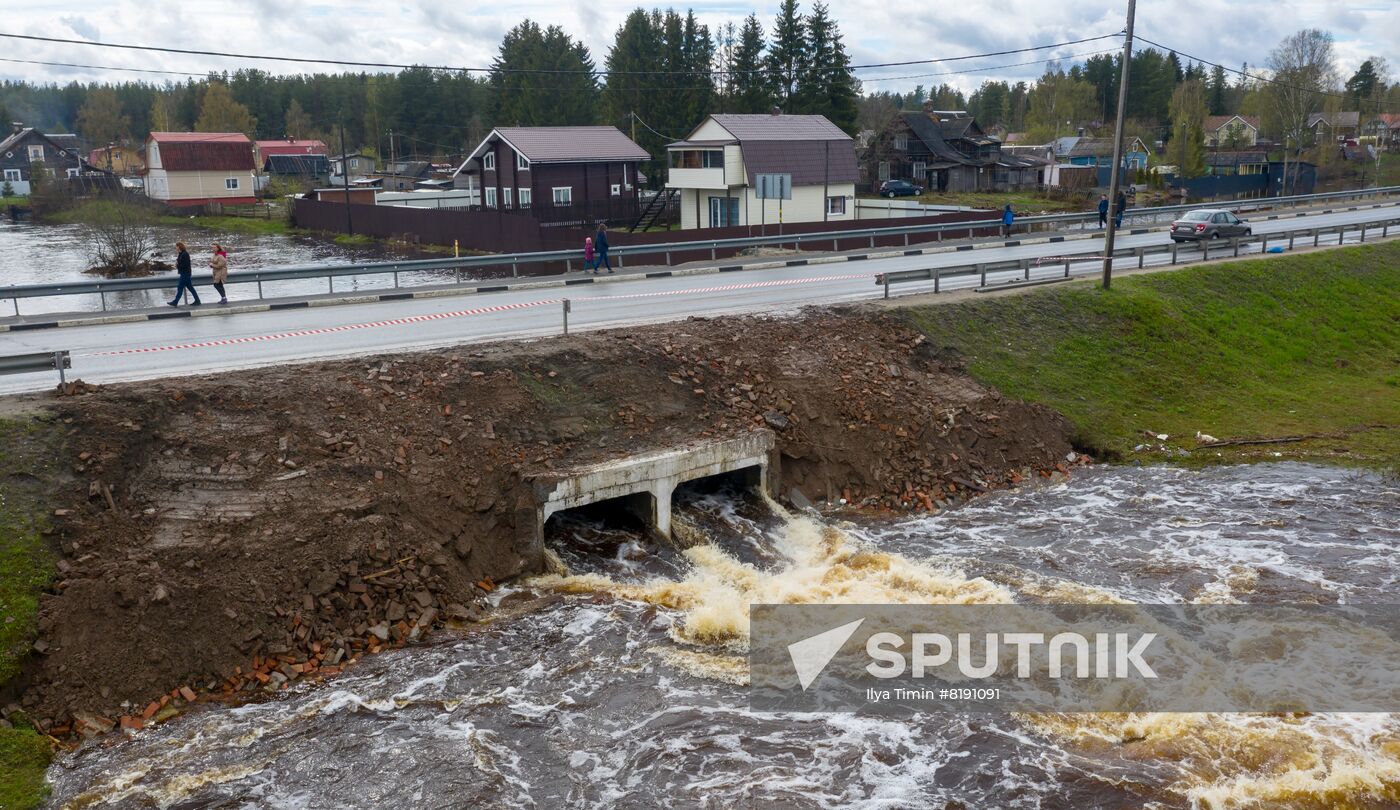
left=583, top=236, right=597, bottom=273
left=1001, top=204, right=1015, bottom=237
left=1114, top=191, right=1127, bottom=229
left=168, top=241, right=200, bottom=307
left=1097, top=195, right=1109, bottom=228
left=209, top=243, right=229, bottom=304
left=594, top=222, right=614, bottom=274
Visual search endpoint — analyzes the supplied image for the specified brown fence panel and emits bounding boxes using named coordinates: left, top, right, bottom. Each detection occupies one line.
left=294, top=198, right=1000, bottom=274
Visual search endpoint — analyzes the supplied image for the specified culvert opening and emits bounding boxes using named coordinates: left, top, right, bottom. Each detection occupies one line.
left=671, top=465, right=784, bottom=566
left=543, top=493, right=689, bottom=580
left=674, top=465, right=763, bottom=499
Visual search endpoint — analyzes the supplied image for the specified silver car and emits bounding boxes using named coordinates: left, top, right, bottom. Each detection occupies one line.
left=1170, top=209, right=1252, bottom=242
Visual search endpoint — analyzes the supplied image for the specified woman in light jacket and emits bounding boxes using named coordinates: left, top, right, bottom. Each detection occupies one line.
left=209, top=243, right=229, bottom=304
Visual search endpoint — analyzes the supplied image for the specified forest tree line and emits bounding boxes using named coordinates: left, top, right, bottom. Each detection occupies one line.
left=1, top=14, right=1394, bottom=176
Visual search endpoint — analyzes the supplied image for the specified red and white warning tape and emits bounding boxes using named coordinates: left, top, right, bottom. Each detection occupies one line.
left=91, top=270, right=874, bottom=357
left=93, top=298, right=555, bottom=356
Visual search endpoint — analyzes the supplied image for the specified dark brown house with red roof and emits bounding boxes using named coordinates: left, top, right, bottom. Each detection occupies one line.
left=144, top=132, right=258, bottom=206
left=665, top=112, right=856, bottom=229
left=451, top=126, right=649, bottom=225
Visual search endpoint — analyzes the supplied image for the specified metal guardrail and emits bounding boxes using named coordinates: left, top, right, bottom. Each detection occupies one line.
left=3, top=185, right=1399, bottom=317
left=0, top=350, right=71, bottom=384
left=876, top=216, right=1400, bottom=297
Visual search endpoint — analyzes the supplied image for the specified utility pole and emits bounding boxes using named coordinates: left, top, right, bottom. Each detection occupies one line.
left=1101, top=0, right=1137, bottom=290
left=339, top=118, right=353, bottom=236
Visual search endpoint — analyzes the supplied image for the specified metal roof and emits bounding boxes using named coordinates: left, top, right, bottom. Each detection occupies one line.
left=1204, top=115, right=1260, bottom=131
left=149, top=132, right=253, bottom=144
left=460, top=126, right=649, bottom=170
left=1307, top=111, right=1361, bottom=128
left=706, top=114, right=851, bottom=142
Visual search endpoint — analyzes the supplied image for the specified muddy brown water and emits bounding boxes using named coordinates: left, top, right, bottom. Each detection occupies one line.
left=43, top=463, right=1400, bottom=808
left=0, top=220, right=467, bottom=315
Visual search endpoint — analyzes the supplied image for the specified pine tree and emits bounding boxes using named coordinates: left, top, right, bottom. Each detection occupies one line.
left=765, top=0, right=806, bottom=109
left=491, top=21, right=599, bottom=127
left=1208, top=64, right=1228, bottom=115
left=678, top=11, right=716, bottom=128
left=1346, top=60, right=1381, bottom=108
left=728, top=15, right=771, bottom=114
left=603, top=10, right=665, bottom=151
left=819, top=11, right=858, bottom=132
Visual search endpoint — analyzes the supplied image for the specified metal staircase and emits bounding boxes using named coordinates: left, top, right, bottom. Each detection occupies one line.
left=629, top=188, right=677, bottom=232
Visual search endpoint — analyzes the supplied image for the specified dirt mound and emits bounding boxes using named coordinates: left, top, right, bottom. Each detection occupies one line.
left=8, top=308, right=1075, bottom=734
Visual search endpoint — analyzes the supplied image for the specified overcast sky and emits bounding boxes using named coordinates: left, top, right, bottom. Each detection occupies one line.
left=4, top=0, right=1396, bottom=94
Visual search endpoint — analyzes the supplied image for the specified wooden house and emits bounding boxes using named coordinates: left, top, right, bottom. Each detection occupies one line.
left=1204, top=115, right=1261, bottom=149
left=866, top=108, right=1044, bottom=194
left=452, top=126, right=649, bottom=225
left=0, top=123, right=93, bottom=195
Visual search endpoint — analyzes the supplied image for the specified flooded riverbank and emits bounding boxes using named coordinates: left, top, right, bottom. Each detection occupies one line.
left=43, top=463, right=1400, bottom=809
left=0, top=219, right=459, bottom=315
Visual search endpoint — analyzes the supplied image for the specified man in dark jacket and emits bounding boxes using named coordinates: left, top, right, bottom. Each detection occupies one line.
left=593, top=223, right=613, bottom=274
left=1097, top=195, right=1109, bottom=227
left=168, top=241, right=201, bottom=306
left=1114, top=192, right=1127, bottom=229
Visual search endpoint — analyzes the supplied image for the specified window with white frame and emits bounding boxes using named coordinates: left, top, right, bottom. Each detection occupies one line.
left=518, top=188, right=531, bottom=207
left=610, top=184, right=621, bottom=196
left=502, top=187, right=513, bottom=208
left=912, top=161, right=926, bottom=179
left=225, top=177, right=239, bottom=190
left=552, top=186, right=572, bottom=206
left=826, top=196, right=846, bottom=215
left=623, top=164, right=631, bottom=190
left=485, top=187, right=497, bottom=208
left=483, top=152, right=495, bottom=171
left=3, top=169, right=20, bottom=181
left=516, top=153, right=529, bottom=170
left=66, top=168, right=80, bottom=178
left=894, top=134, right=908, bottom=151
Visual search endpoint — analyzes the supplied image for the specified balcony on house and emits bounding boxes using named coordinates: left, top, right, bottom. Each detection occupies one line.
left=666, top=144, right=739, bottom=189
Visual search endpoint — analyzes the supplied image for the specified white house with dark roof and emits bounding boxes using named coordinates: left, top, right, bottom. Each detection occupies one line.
left=1203, top=115, right=1261, bottom=148
left=451, top=126, right=649, bottom=223
left=666, top=113, right=856, bottom=229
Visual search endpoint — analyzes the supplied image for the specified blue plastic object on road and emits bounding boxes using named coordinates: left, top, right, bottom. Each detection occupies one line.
left=1266, top=246, right=1286, bottom=253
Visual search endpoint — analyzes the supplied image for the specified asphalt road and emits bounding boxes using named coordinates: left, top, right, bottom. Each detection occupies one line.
left=2, top=204, right=1396, bottom=395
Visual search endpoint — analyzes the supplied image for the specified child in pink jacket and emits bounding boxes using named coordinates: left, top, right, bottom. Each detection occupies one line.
left=583, top=236, right=596, bottom=273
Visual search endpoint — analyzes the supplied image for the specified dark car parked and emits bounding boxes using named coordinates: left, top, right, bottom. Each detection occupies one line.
left=878, top=179, right=923, bottom=198
left=1170, top=209, right=1252, bottom=242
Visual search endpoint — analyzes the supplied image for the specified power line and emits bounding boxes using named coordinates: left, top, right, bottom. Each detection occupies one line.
left=0, top=30, right=1121, bottom=77
left=1136, top=34, right=1396, bottom=115
left=0, top=47, right=1126, bottom=94
left=859, top=47, right=1123, bottom=83
left=0, top=56, right=205, bottom=77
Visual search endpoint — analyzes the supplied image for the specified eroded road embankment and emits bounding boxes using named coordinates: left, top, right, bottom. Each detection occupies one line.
left=2, top=307, right=1075, bottom=737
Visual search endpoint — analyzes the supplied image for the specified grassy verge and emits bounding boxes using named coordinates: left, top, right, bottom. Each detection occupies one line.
left=0, top=414, right=62, bottom=808
left=2, top=196, right=30, bottom=208
left=903, top=241, right=1400, bottom=469
left=908, top=191, right=1091, bottom=214
left=157, top=214, right=293, bottom=236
